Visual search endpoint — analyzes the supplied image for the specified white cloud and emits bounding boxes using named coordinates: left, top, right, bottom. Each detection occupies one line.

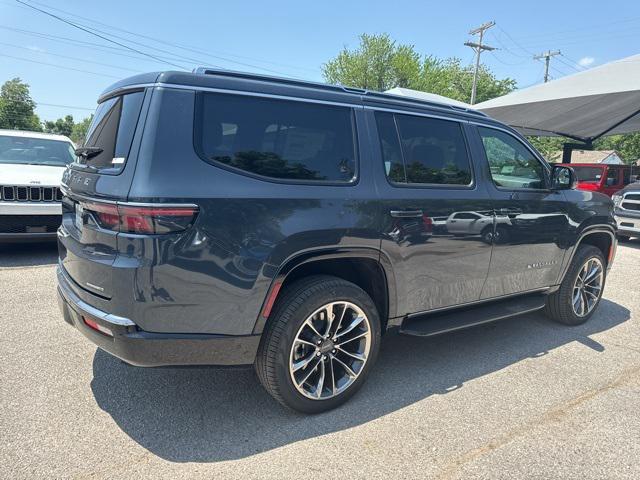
left=578, top=56, right=595, bottom=67
left=26, top=45, right=45, bottom=52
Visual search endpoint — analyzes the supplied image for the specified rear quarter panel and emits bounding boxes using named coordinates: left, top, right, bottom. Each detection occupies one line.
left=123, top=87, right=383, bottom=335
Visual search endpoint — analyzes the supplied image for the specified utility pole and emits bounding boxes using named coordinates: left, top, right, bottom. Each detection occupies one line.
left=464, top=21, right=496, bottom=105
left=533, top=50, right=561, bottom=83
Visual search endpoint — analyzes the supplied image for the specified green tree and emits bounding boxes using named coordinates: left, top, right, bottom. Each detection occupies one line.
left=0, top=77, right=42, bottom=131
left=322, top=33, right=422, bottom=91
left=43, top=114, right=75, bottom=137
left=595, top=133, right=640, bottom=164
left=70, top=115, right=93, bottom=145
left=322, top=33, right=516, bottom=103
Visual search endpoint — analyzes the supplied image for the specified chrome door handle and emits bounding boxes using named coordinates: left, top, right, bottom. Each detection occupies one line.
left=390, top=210, right=423, bottom=218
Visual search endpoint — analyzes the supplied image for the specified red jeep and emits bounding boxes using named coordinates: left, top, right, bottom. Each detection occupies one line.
left=559, top=163, right=636, bottom=197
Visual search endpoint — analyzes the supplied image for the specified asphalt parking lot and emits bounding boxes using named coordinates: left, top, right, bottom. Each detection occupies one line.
left=1, top=241, right=639, bottom=479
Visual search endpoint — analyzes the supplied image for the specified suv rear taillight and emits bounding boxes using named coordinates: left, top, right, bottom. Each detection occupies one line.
left=81, top=201, right=198, bottom=234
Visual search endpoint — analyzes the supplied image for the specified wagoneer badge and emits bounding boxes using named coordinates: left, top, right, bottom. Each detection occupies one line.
left=527, top=261, right=558, bottom=269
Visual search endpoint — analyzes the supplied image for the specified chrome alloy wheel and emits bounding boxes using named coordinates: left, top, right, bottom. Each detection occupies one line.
left=289, top=301, right=372, bottom=400
left=572, top=257, right=604, bottom=317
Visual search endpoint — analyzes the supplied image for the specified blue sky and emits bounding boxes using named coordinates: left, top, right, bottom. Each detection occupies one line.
left=1, top=0, right=639, bottom=121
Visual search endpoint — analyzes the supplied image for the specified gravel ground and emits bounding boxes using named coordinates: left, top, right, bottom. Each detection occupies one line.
left=1, top=240, right=639, bottom=479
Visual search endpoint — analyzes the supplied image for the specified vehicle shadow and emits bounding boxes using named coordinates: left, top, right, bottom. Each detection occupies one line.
left=0, top=241, right=58, bottom=268
left=91, top=298, right=629, bottom=463
left=619, top=238, right=640, bottom=250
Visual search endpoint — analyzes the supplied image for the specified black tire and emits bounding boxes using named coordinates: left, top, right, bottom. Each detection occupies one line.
left=255, top=275, right=381, bottom=413
left=480, top=225, right=493, bottom=244
left=545, top=245, right=606, bottom=326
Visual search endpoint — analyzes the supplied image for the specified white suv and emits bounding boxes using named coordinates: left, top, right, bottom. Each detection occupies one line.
left=0, top=129, right=75, bottom=241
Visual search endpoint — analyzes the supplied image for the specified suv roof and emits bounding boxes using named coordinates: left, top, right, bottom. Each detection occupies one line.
left=99, top=68, right=490, bottom=122
left=0, top=129, right=73, bottom=143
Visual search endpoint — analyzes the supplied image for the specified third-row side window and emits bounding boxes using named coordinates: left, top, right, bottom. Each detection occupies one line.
left=375, top=111, right=473, bottom=186
left=196, top=92, right=357, bottom=183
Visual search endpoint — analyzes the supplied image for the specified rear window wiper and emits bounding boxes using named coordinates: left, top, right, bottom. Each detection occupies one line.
left=75, top=147, right=103, bottom=159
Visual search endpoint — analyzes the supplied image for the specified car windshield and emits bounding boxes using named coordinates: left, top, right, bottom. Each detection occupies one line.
left=572, top=166, right=604, bottom=183
left=0, top=134, right=75, bottom=167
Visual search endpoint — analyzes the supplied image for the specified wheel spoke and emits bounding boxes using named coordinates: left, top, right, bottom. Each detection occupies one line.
left=337, top=330, right=368, bottom=347
left=294, top=338, right=317, bottom=348
left=332, top=355, right=357, bottom=378
left=335, top=315, right=365, bottom=338
left=315, top=359, right=326, bottom=398
left=583, top=288, right=599, bottom=300
left=584, top=264, right=601, bottom=284
left=336, top=346, right=365, bottom=361
left=323, top=304, right=336, bottom=337
left=332, top=304, right=348, bottom=338
left=573, top=288, right=581, bottom=309
left=330, top=357, right=337, bottom=395
left=304, top=319, right=323, bottom=339
left=296, top=357, right=321, bottom=387
left=292, top=352, right=318, bottom=373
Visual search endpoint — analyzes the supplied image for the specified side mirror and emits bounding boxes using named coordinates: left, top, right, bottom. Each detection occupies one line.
left=551, top=165, right=576, bottom=190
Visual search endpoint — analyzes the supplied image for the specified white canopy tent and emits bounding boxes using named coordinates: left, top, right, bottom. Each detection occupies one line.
left=475, top=54, right=640, bottom=144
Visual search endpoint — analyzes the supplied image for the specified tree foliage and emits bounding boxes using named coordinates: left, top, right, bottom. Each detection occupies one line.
left=70, top=115, right=93, bottom=145
left=43, top=114, right=75, bottom=137
left=528, top=134, right=640, bottom=164
left=322, top=33, right=516, bottom=103
left=0, top=78, right=42, bottom=131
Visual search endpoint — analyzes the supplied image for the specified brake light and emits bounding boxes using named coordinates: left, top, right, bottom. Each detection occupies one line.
left=81, top=201, right=198, bottom=234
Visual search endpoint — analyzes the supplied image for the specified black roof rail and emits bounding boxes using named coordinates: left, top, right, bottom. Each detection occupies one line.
left=191, top=66, right=487, bottom=117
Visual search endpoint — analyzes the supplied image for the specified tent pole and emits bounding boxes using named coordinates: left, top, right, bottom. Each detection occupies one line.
left=562, top=140, right=593, bottom=163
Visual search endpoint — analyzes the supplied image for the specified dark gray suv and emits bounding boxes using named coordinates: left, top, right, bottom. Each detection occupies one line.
left=57, top=69, right=617, bottom=412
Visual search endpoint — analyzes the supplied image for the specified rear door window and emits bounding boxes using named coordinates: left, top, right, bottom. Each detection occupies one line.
left=375, top=111, right=473, bottom=186
left=76, top=91, right=144, bottom=173
left=195, top=92, right=357, bottom=183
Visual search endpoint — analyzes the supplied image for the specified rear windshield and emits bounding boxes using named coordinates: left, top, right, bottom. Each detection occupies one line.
left=572, top=166, right=604, bottom=183
left=76, top=90, right=144, bottom=173
left=0, top=135, right=74, bottom=167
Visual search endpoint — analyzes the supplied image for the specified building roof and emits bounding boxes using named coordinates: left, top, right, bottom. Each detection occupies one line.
left=548, top=149, right=621, bottom=164
left=0, top=129, right=73, bottom=143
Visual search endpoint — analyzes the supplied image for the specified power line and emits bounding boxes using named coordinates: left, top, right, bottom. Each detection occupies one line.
left=23, top=0, right=321, bottom=75
left=0, top=41, right=143, bottom=73
left=0, top=24, right=212, bottom=68
left=1, top=98, right=94, bottom=111
left=464, top=21, right=496, bottom=105
left=0, top=52, right=122, bottom=78
left=15, top=0, right=314, bottom=78
left=15, top=0, right=189, bottom=70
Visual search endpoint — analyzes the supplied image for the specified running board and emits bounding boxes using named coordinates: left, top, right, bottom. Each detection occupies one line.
left=399, top=294, right=546, bottom=337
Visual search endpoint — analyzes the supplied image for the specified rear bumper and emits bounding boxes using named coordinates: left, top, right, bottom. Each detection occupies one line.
left=57, top=266, right=260, bottom=367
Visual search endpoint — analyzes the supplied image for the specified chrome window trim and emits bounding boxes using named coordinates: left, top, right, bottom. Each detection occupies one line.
left=159, top=83, right=364, bottom=109
left=364, top=104, right=471, bottom=124
left=60, top=186, right=198, bottom=209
